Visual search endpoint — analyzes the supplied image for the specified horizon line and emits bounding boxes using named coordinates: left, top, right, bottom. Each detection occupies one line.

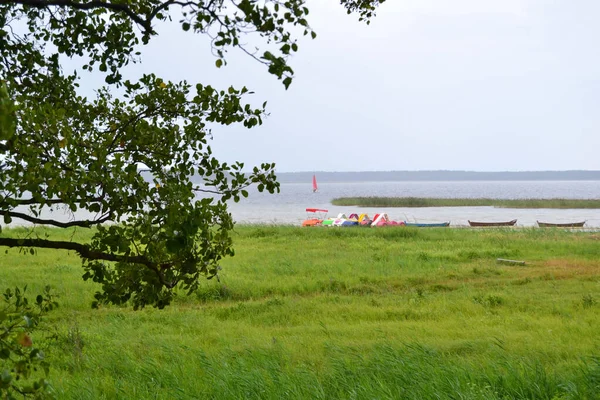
left=276, top=169, right=600, bottom=174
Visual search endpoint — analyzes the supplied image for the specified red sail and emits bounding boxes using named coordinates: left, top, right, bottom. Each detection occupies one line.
left=312, top=175, right=318, bottom=192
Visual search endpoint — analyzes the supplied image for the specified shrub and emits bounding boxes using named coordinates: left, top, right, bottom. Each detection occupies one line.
left=0, top=286, right=57, bottom=399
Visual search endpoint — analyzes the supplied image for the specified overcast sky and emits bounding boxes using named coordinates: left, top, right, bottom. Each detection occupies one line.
left=97, top=0, right=600, bottom=172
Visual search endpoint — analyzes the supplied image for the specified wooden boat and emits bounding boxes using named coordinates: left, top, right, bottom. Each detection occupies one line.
left=404, top=222, right=450, bottom=228
left=537, top=221, right=586, bottom=228
left=468, top=219, right=517, bottom=227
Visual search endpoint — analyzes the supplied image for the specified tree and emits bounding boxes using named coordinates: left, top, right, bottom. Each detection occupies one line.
left=0, top=0, right=384, bottom=309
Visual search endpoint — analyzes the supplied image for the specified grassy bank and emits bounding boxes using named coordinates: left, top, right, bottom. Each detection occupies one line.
left=331, top=196, right=600, bottom=209
left=2, top=226, right=600, bottom=399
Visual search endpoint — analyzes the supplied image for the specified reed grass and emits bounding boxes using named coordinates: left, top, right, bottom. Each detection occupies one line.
left=331, top=197, right=600, bottom=208
left=1, top=226, right=600, bottom=399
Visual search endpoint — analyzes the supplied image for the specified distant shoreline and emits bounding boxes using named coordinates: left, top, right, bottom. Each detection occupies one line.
left=276, top=170, right=600, bottom=183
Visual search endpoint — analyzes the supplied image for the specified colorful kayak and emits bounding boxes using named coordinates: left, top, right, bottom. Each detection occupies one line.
left=372, top=213, right=406, bottom=227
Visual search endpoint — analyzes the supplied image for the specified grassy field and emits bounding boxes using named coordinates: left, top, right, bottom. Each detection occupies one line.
left=2, top=226, right=600, bottom=399
left=331, top=197, right=600, bottom=209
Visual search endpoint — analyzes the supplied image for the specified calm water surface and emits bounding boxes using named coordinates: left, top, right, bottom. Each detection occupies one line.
left=6, top=181, right=600, bottom=228
left=226, top=181, right=600, bottom=227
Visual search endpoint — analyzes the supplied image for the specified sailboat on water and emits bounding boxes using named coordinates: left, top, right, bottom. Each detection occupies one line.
left=312, top=174, right=318, bottom=193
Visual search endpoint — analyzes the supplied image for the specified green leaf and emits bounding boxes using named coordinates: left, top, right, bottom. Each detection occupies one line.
left=0, top=348, right=10, bottom=360
left=283, top=77, right=293, bottom=89
left=1, top=369, right=12, bottom=383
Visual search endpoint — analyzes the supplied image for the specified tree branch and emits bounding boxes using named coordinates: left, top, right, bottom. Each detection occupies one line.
left=4, top=0, right=152, bottom=33
left=192, top=186, right=223, bottom=195
left=0, top=236, right=176, bottom=288
left=0, top=196, right=104, bottom=209
left=148, top=0, right=203, bottom=24
left=6, top=211, right=110, bottom=228
left=0, top=196, right=104, bottom=206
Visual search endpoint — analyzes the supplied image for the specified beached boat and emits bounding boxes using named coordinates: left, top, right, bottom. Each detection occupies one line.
left=371, top=213, right=405, bottom=227
left=301, top=208, right=328, bottom=227
left=404, top=222, right=450, bottom=227
left=537, top=221, right=586, bottom=228
left=333, top=213, right=359, bottom=226
left=468, top=219, right=517, bottom=227
left=320, top=213, right=360, bottom=227
left=358, top=213, right=372, bottom=226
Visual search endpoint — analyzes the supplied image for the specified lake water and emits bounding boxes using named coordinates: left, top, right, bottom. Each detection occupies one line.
left=226, top=180, right=600, bottom=227
left=6, top=181, right=600, bottom=228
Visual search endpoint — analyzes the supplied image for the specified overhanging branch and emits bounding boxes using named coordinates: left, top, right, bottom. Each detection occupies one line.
left=6, top=211, right=110, bottom=228
left=0, top=237, right=176, bottom=288
left=8, top=196, right=104, bottom=206
left=192, top=186, right=222, bottom=195
left=5, top=0, right=152, bottom=33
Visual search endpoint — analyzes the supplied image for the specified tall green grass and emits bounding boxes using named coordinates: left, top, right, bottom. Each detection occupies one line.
left=1, top=226, right=600, bottom=398
left=331, top=196, right=600, bottom=208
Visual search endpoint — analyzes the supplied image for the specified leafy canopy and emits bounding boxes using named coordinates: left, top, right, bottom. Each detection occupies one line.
left=0, top=0, right=383, bottom=309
